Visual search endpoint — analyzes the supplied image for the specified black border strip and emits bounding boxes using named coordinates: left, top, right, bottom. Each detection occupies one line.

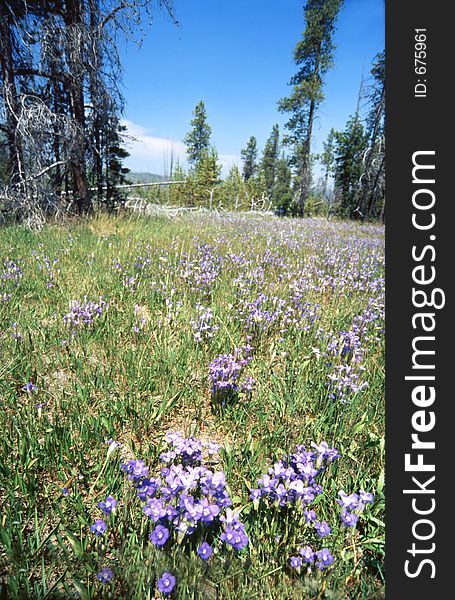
left=386, top=1, right=451, bottom=596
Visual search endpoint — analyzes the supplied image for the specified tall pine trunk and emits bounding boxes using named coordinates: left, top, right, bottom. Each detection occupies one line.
left=0, top=7, right=24, bottom=185
left=64, top=0, right=91, bottom=214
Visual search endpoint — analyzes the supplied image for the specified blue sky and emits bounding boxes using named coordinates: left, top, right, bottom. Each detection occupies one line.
left=120, top=0, right=384, bottom=177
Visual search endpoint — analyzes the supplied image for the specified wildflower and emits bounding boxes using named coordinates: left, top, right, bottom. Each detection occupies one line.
left=121, top=459, right=149, bottom=481
left=340, top=509, right=359, bottom=527
left=359, top=490, right=375, bottom=505
left=299, top=546, right=315, bottom=563
left=96, top=567, right=113, bottom=583
left=290, top=556, right=303, bottom=569
left=337, top=490, right=360, bottom=510
left=143, top=497, right=166, bottom=521
left=150, top=525, right=170, bottom=547
left=209, top=347, right=254, bottom=399
left=315, top=548, right=334, bottom=570
left=199, top=498, right=220, bottom=523
left=221, top=526, right=249, bottom=550
left=304, top=509, right=317, bottom=522
left=90, top=519, right=107, bottom=536
left=314, top=521, right=331, bottom=538
left=197, top=542, right=213, bottom=561
left=22, top=382, right=38, bottom=393
left=98, top=496, right=117, bottom=515
left=157, top=572, right=176, bottom=596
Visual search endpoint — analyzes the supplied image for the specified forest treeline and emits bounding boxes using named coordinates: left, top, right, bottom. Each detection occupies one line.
left=0, top=0, right=384, bottom=225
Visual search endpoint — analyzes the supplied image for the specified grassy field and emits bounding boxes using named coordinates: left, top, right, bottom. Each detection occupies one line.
left=0, top=213, right=385, bottom=599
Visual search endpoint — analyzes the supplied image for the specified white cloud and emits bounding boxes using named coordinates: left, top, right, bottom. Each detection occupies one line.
left=121, top=119, right=240, bottom=177
left=121, top=119, right=187, bottom=176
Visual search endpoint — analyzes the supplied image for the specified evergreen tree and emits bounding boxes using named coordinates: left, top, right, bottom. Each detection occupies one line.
left=172, top=160, right=186, bottom=181
left=278, top=0, right=343, bottom=216
left=223, top=164, right=244, bottom=208
left=321, top=127, right=336, bottom=200
left=102, top=119, right=130, bottom=212
left=333, top=115, right=368, bottom=218
left=184, top=101, right=212, bottom=168
left=260, top=124, right=280, bottom=198
left=272, top=155, right=293, bottom=214
left=240, top=136, right=258, bottom=180
left=196, top=147, right=221, bottom=186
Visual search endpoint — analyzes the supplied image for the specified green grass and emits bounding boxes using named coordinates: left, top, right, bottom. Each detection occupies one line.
left=0, top=213, right=384, bottom=599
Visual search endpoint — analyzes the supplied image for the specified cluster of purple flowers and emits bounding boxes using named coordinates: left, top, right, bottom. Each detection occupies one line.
left=289, top=546, right=334, bottom=571
left=250, top=442, right=339, bottom=567
left=1, top=259, right=22, bottom=302
left=121, top=432, right=248, bottom=559
left=179, top=244, right=222, bottom=294
left=189, top=304, right=219, bottom=343
left=238, top=293, right=284, bottom=335
left=337, top=489, right=374, bottom=527
left=327, top=329, right=364, bottom=364
left=209, top=346, right=255, bottom=401
left=250, top=441, right=339, bottom=511
left=63, top=296, right=107, bottom=331
left=324, top=295, right=384, bottom=403
left=32, top=252, right=60, bottom=288
left=327, top=365, right=368, bottom=403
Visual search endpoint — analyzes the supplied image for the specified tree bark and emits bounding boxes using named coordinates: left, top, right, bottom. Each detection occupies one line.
left=64, top=0, right=91, bottom=214
left=0, top=6, right=24, bottom=184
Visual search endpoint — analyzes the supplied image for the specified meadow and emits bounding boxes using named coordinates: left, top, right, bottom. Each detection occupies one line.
left=0, top=212, right=385, bottom=599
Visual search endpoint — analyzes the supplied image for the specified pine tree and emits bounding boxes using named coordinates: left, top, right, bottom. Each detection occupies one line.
left=333, top=115, right=368, bottom=218
left=272, top=155, right=293, bottom=215
left=321, top=128, right=336, bottom=200
left=196, top=147, right=221, bottom=186
left=223, top=164, right=244, bottom=208
left=240, top=136, right=258, bottom=181
left=278, top=0, right=343, bottom=216
left=184, top=101, right=212, bottom=168
left=103, top=119, right=130, bottom=212
left=260, top=124, right=280, bottom=198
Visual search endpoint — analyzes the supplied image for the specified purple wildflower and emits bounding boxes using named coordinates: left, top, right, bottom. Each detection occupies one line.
left=150, top=525, right=170, bottom=547
left=300, top=546, right=315, bottom=563
left=316, top=548, right=334, bottom=570
left=341, top=509, right=359, bottom=527
left=96, top=567, right=113, bottom=583
left=359, top=490, right=375, bottom=505
left=197, top=542, right=213, bottom=561
left=121, top=459, right=149, bottom=481
left=98, top=496, right=117, bottom=515
left=22, top=382, right=38, bottom=393
left=337, top=490, right=360, bottom=510
left=90, top=520, right=107, bottom=536
left=314, top=521, right=331, bottom=538
left=157, top=572, right=176, bottom=595
left=290, top=556, right=303, bottom=569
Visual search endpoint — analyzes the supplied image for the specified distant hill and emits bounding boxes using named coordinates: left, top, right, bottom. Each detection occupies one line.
left=126, top=172, right=167, bottom=184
